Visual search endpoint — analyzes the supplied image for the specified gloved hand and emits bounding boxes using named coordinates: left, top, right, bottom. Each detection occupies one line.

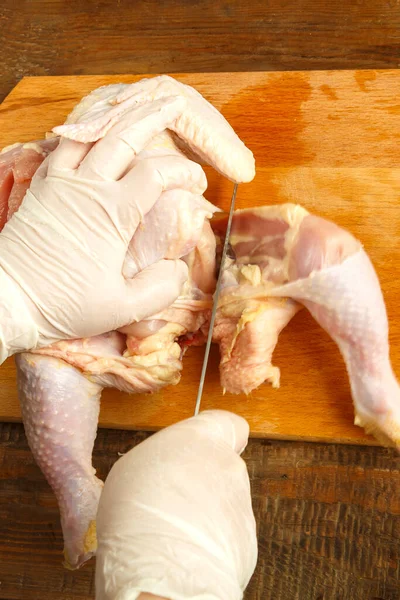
left=0, top=96, right=207, bottom=363
left=95, top=410, right=258, bottom=600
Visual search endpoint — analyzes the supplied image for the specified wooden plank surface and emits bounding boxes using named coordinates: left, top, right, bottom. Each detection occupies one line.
left=2, top=0, right=400, bottom=106
left=1, top=2, right=400, bottom=600
left=1, top=70, right=400, bottom=444
left=0, top=422, right=399, bottom=600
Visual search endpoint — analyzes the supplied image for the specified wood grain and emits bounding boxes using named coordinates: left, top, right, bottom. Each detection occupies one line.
left=1, top=0, right=400, bottom=104
left=0, top=422, right=399, bottom=600
left=0, top=4, right=399, bottom=599
left=1, top=71, right=400, bottom=444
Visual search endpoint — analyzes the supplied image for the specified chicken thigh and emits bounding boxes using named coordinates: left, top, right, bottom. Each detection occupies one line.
left=213, top=205, right=400, bottom=448
left=275, top=212, right=400, bottom=447
left=212, top=205, right=306, bottom=393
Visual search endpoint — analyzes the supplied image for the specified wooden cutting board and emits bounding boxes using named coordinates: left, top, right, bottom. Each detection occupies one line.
left=1, top=70, right=400, bottom=445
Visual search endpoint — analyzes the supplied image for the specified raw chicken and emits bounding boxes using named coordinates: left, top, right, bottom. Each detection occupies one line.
left=212, top=205, right=306, bottom=393
left=16, top=353, right=102, bottom=566
left=0, top=76, right=254, bottom=568
left=212, top=205, right=400, bottom=448
left=53, top=75, right=255, bottom=183
left=1, top=75, right=398, bottom=570
left=0, top=138, right=58, bottom=227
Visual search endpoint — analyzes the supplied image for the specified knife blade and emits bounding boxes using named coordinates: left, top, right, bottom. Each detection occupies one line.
left=193, top=183, right=238, bottom=416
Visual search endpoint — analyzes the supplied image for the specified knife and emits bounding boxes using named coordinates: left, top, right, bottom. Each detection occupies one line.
left=194, top=183, right=238, bottom=416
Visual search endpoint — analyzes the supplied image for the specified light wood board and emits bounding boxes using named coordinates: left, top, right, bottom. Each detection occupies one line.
left=1, top=71, right=400, bottom=445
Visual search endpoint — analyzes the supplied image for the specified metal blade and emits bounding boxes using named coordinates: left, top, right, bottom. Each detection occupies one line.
left=194, top=183, right=238, bottom=416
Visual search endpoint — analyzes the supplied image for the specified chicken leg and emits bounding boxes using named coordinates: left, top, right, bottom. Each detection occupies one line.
left=272, top=213, right=400, bottom=447
left=213, top=205, right=400, bottom=448
left=16, top=353, right=103, bottom=568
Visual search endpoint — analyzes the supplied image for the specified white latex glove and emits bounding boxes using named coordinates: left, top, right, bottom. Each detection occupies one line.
left=0, top=96, right=208, bottom=363
left=96, top=410, right=258, bottom=600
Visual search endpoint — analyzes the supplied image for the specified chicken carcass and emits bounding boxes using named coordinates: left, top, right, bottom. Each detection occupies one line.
left=1, top=75, right=398, bottom=569
left=0, top=76, right=255, bottom=568
left=212, top=205, right=400, bottom=448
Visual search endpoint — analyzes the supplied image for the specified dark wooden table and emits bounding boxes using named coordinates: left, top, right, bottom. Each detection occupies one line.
left=1, top=2, right=400, bottom=599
